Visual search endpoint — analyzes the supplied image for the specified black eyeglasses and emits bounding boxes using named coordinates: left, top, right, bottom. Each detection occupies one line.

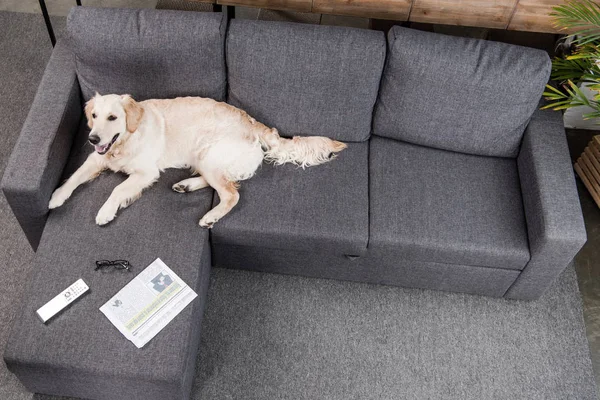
left=95, top=260, right=132, bottom=272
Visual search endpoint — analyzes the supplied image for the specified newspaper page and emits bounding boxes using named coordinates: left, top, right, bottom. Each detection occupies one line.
left=100, top=258, right=198, bottom=348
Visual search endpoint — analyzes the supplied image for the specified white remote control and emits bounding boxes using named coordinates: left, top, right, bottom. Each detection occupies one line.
left=36, top=279, right=89, bottom=323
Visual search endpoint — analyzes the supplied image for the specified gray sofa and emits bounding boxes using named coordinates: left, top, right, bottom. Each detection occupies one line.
left=1, top=7, right=587, bottom=400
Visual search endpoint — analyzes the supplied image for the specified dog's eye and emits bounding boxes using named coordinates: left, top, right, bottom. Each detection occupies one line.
left=108, top=115, right=117, bottom=121
left=92, top=113, right=97, bottom=119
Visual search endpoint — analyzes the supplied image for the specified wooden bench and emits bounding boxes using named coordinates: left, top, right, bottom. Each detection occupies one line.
left=191, top=0, right=564, bottom=33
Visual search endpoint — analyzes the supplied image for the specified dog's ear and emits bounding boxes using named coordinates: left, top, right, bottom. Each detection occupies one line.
left=121, top=95, right=144, bottom=133
left=84, top=96, right=96, bottom=129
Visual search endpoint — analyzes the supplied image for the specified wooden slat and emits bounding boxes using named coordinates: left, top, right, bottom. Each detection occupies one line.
left=590, top=140, right=600, bottom=161
left=585, top=147, right=600, bottom=178
left=409, top=0, right=517, bottom=29
left=312, top=0, right=411, bottom=20
left=576, top=137, right=600, bottom=209
left=575, top=161, right=600, bottom=207
left=582, top=152, right=600, bottom=187
left=508, top=0, right=562, bottom=33
left=217, top=0, right=311, bottom=12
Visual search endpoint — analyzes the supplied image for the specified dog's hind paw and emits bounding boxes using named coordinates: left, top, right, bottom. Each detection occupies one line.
left=199, top=221, right=214, bottom=229
left=199, top=213, right=219, bottom=229
left=172, top=183, right=188, bottom=193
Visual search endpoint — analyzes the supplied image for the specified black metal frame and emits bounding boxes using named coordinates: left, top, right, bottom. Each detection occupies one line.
left=40, top=0, right=82, bottom=47
left=226, top=5, right=235, bottom=19
left=213, top=4, right=235, bottom=19
left=40, top=1, right=232, bottom=47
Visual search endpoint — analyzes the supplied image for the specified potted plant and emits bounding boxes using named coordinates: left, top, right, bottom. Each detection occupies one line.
left=544, top=0, right=600, bottom=207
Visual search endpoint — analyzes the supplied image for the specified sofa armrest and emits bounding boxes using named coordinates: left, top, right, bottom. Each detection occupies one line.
left=1, top=41, right=82, bottom=251
left=506, top=109, right=587, bottom=300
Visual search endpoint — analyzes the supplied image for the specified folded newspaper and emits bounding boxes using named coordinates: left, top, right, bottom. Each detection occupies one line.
left=100, top=258, right=197, bottom=348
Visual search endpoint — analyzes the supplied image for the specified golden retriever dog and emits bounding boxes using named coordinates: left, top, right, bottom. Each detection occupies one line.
left=48, top=94, right=346, bottom=227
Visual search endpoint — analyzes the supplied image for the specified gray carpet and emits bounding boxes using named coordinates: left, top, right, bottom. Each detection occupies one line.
left=0, top=11, right=64, bottom=400
left=0, top=10, right=597, bottom=400
left=196, top=267, right=596, bottom=400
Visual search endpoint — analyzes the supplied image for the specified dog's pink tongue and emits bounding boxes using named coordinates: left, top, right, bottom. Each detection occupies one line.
left=95, top=144, right=106, bottom=153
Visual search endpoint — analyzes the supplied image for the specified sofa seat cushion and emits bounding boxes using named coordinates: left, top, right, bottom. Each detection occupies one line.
left=369, top=136, right=530, bottom=270
left=67, top=7, right=227, bottom=101
left=373, top=26, right=551, bottom=157
left=210, top=142, right=369, bottom=255
left=3, top=128, right=214, bottom=400
left=226, top=19, right=386, bottom=142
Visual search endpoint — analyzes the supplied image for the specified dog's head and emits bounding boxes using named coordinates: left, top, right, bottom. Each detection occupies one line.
left=85, top=93, right=144, bottom=155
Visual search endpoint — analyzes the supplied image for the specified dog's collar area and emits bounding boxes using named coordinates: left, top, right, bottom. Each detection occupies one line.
left=95, top=133, right=120, bottom=155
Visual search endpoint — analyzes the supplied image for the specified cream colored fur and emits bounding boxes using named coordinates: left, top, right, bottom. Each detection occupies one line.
left=48, top=93, right=346, bottom=227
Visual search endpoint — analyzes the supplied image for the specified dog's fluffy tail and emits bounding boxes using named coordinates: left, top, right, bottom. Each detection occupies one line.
left=258, top=128, right=347, bottom=168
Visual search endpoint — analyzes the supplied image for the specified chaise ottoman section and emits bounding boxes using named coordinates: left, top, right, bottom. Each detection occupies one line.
left=4, top=133, right=214, bottom=400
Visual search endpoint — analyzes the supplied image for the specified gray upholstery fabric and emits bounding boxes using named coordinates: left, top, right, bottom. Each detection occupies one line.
left=212, top=244, right=520, bottom=297
left=67, top=7, right=227, bottom=101
left=226, top=19, right=386, bottom=142
left=369, top=136, right=530, bottom=270
left=506, top=109, right=587, bottom=300
left=210, top=143, right=368, bottom=255
left=373, top=26, right=551, bottom=157
left=0, top=41, right=81, bottom=251
left=3, top=125, right=214, bottom=400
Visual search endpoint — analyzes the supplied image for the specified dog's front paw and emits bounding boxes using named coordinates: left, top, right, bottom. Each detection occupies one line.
left=49, top=187, right=70, bottom=209
left=199, top=212, right=220, bottom=229
left=96, top=205, right=117, bottom=226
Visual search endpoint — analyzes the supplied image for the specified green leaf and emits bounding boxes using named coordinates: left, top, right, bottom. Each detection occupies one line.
left=551, top=0, right=600, bottom=42
left=583, top=110, right=600, bottom=119
left=546, top=3, right=600, bottom=117
left=545, top=84, right=567, bottom=95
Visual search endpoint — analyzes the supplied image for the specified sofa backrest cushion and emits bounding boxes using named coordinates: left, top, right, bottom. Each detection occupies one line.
left=226, top=20, right=386, bottom=142
left=373, top=26, right=551, bottom=157
left=67, top=7, right=227, bottom=102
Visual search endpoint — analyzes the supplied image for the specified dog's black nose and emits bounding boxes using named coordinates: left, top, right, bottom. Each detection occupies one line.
left=88, top=135, right=100, bottom=145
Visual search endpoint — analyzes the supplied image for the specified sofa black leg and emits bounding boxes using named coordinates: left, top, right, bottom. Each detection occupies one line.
left=227, top=5, right=235, bottom=19
left=76, top=0, right=82, bottom=5
left=212, top=4, right=222, bottom=12
left=39, top=0, right=56, bottom=47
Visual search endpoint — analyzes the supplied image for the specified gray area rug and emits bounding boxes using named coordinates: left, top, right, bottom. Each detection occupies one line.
left=0, top=10, right=597, bottom=400
left=196, top=267, right=595, bottom=400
